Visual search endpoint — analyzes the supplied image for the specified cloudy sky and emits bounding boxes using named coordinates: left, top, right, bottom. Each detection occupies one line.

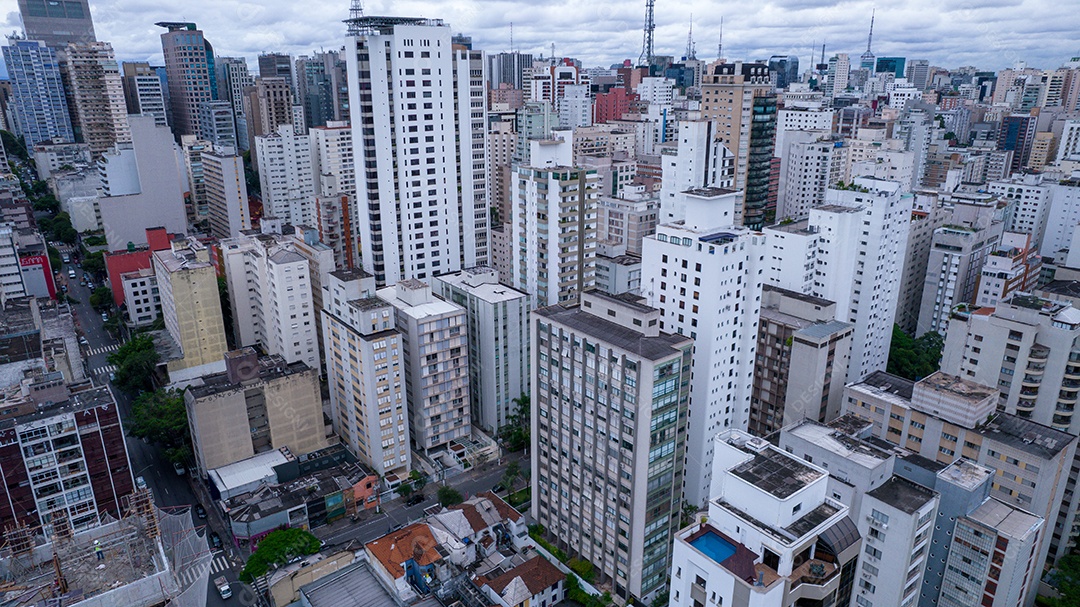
left=2, top=0, right=1076, bottom=73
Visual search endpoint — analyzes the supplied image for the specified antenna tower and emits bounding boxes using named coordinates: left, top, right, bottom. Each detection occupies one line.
left=866, top=8, right=875, bottom=53
left=685, top=14, right=696, bottom=60
left=718, top=17, right=724, bottom=60
left=346, top=0, right=364, bottom=36
left=638, top=0, right=655, bottom=68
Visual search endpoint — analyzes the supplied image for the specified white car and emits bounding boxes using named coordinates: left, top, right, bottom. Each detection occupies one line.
left=173, top=461, right=186, bottom=476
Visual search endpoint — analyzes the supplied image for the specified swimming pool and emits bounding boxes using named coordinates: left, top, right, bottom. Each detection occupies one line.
left=690, top=530, right=737, bottom=564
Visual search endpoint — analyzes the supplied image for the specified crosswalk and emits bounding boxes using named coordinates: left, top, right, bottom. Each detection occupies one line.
left=87, top=344, right=120, bottom=356
left=176, top=552, right=231, bottom=588
left=92, top=364, right=116, bottom=377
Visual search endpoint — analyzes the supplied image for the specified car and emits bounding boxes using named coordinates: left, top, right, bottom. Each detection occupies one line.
left=287, top=555, right=303, bottom=565
left=209, top=532, right=222, bottom=550
left=135, top=476, right=147, bottom=490
left=68, top=270, right=76, bottom=279
left=61, top=285, right=68, bottom=293
left=86, top=282, right=94, bottom=290
left=61, top=254, right=69, bottom=263
left=101, top=312, right=108, bottom=322
left=195, top=504, right=207, bottom=519
left=405, top=494, right=425, bottom=507
left=491, top=483, right=505, bottom=493
left=78, top=336, right=87, bottom=345
left=173, top=461, right=186, bottom=476
left=108, top=372, right=115, bottom=382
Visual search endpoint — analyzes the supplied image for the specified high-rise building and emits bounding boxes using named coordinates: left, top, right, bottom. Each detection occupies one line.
left=0, top=380, right=134, bottom=538
left=531, top=291, right=693, bottom=603
left=203, top=146, right=250, bottom=239
left=974, top=231, right=1041, bottom=308
left=153, top=237, right=229, bottom=380
left=875, top=57, right=906, bottom=78
left=3, top=39, right=73, bottom=147
left=775, top=132, right=844, bottom=220
left=244, top=77, right=295, bottom=157
left=120, top=62, right=167, bottom=127
left=220, top=228, right=320, bottom=370
left=180, top=135, right=209, bottom=221
left=60, top=42, right=130, bottom=158
left=295, top=51, right=348, bottom=128
left=896, top=192, right=949, bottom=336
left=321, top=269, right=410, bottom=479
left=311, top=121, right=358, bottom=268
left=641, top=187, right=765, bottom=505
left=658, top=119, right=734, bottom=223
left=345, top=16, right=489, bottom=285
left=825, top=53, right=850, bottom=98
left=489, top=52, right=534, bottom=90
left=434, top=267, right=529, bottom=434
left=700, top=61, right=776, bottom=229
left=988, top=173, right=1052, bottom=248
left=157, top=22, right=215, bottom=138
left=214, top=56, right=254, bottom=117
left=258, top=52, right=293, bottom=81
left=376, top=279, right=471, bottom=456
left=17, top=0, right=95, bottom=48
left=197, top=100, right=236, bottom=152
left=767, top=54, right=800, bottom=89
left=748, top=285, right=853, bottom=437
left=669, top=430, right=861, bottom=607
left=510, top=137, right=598, bottom=308
left=255, top=123, right=315, bottom=227
left=905, top=59, right=930, bottom=89
left=185, top=348, right=328, bottom=477
left=997, top=114, right=1038, bottom=177
left=764, top=177, right=911, bottom=382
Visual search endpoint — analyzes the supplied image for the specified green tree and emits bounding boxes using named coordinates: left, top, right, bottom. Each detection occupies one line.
left=887, top=325, right=944, bottom=380
left=126, top=389, right=190, bottom=464
left=89, top=286, right=113, bottom=310
left=502, top=461, right=521, bottom=492
left=108, top=333, right=159, bottom=395
left=499, top=393, right=530, bottom=452
left=437, top=485, right=463, bottom=507
left=0, top=131, right=28, bottom=161
left=1053, top=554, right=1080, bottom=607
left=47, top=245, right=62, bottom=273
left=32, top=194, right=60, bottom=214
left=82, top=250, right=105, bottom=275
left=397, top=482, right=414, bottom=499
left=409, top=469, right=428, bottom=492
left=240, top=528, right=320, bottom=582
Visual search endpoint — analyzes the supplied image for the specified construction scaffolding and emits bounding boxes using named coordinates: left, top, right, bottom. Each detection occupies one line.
left=0, top=490, right=210, bottom=607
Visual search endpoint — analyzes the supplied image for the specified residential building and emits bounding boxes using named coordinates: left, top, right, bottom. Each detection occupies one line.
left=120, top=62, right=167, bottom=127
left=489, top=52, right=534, bottom=90
left=3, top=39, right=73, bottom=147
left=185, top=348, right=328, bottom=477
left=641, top=187, right=765, bottom=505
left=558, top=84, right=591, bottom=129
left=825, top=53, right=851, bottom=99
left=857, top=476, right=939, bottom=607
left=658, top=119, right=734, bottom=224
left=479, top=556, right=566, bottom=607
left=595, top=249, right=642, bottom=296
left=975, top=231, right=1041, bottom=308
left=311, top=121, right=358, bottom=268
left=774, top=106, right=834, bottom=156
left=597, top=192, right=658, bottom=256
left=220, top=229, right=320, bottom=370
left=531, top=290, right=693, bottom=603
left=844, top=370, right=1076, bottom=587
left=321, top=268, right=409, bottom=480
left=0, top=380, right=133, bottom=539
left=153, top=236, right=229, bottom=380
left=32, top=140, right=91, bottom=180
left=203, top=146, right=250, bottom=239
left=157, top=22, right=215, bottom=138
left=119, top=267, right=159, bottom=327
left=988, top=174, right=1052, bottom=251
left=748, top=285, right=853, bottom=437
left=17, top=0, right=95, bottom=48
left=258, top=53, right=293, bottom=80
left=700, top=61, right=777, bottom=229
left=376, top=279, right=470, bottom=457
left=295, top=50, right=349, bottom=128
left=0, top=224, right=28, bottom=300
left=1043, top=178, right=1080, bottom=262
left=345, top=16, right=489, bottom=285
left=776, top=132, right=844, bottom=220
left=179, top=135, right=209, bottom=221
left=669, top=430, right=861, bottom=607
left=60, top=42, right=130, bottom=158
left=434, top=267, right=529, bottom=434
left=214, top=56, right=254, bottom=118
left=896, top=194, right=949, bottom=335
left=255, top=123, right=315, bottom=227
left=510, top=137, right=598, bottom=308
left=997, top=114, right=1038, bottom=176
left=244, top=77, right=295, bottom=158
left=197, top=100, right=236, bottom=152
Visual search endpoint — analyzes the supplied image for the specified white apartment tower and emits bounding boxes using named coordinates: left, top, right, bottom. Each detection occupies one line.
left=641, top=187, right=766, bottom=506
left=322, top=268, right=410, bottom=479
left=221, top=231, right=321, bottom=371
left=203, top=147, right=251, bottom=239
left=255, top=123, right=315, bottom=227
left=510, top=137, right=598, bottom=308
left=659, top=119, right=734, bottom=224
left=345, top=17, right=489, bottom=286
left=377, top=279, right=471, bottom=456
left=434, top=267, right=529, bottom=434
left=312, top=121, right=359, bottom=268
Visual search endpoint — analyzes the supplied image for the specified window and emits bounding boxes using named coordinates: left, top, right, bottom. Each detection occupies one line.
left=870, top=510, right=890, bottom=525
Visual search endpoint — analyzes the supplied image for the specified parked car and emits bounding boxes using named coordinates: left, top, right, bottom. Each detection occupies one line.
left=209, top=532, right=222, bottom=550
left=195, top=504, right=207, bottom=519
left=101, top=312, right=108, bottom=322
left=173, top=461, right=186, bottom=476
left=135, top=476, right=147, bottom=490
left=405, top=494, right=425, bottom=507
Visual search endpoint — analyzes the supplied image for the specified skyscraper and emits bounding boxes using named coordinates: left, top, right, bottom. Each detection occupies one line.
left=3, top=39, right=73, bottom=146
left=214, top=56, right=254, bottom=117
left=157, top=22, right=215, bottom=138
left=121, top=62, right=168, bottom=127
left=60, top=42, right=131, bottom=158
left=345, top=16, right=488, bottom=285
left=295, top=51, right=348, bottom=128
left=258, top=52, right=293, bottom=81
left=489, top=51, right=534, bottom=89
left=825, top=53, right=850, bottom=98
left=767, top=54, right=800, bottom=89
left=17, top=0, right=95, bottom=48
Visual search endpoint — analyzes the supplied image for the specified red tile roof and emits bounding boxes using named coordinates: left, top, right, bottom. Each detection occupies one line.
left=476, top=491, right=522, bottom=522
left=364, top=523, right=442, bottom=579
left=485, top=556, right=565, bottom=596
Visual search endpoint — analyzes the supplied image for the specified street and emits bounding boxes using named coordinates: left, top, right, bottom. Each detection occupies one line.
left=62, top=262, right=240, bottom=607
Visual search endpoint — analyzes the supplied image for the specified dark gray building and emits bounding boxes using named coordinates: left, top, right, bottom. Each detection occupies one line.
left=17, top=0, right=96, bottom=48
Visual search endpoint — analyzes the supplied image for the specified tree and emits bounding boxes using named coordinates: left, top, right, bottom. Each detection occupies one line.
left=397, top=482, right=414, bottom=499
left=240, top=528, right=320, bottom=582
left=47, top=245, right=62, bottom=273
left=82, top=250, right=105, bottom=276
left=437, top=485, right=463, bottom=507
left=126, top=389, right=190, bottom=464
left=108, top=333, right=158, bottom=395
left=409, top=470, right=428, bottom=492
left=0, top=131, right=28, bottom=161
left=32, top=194, right=60, bottom=214
left=502, top=461, right=521, bottom=492
left=887, top=325, right=944, bottom=381
left=89, top=286, right=113, bottom=310
left=499, top=393, right=531, bottom=452
left=1053, top=554, right=1080, bottom=607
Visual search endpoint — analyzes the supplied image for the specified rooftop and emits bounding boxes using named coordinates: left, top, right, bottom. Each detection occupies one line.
left=1006, top=293, right=1068, bottom=314
left=729, top=447, right=824, bottom=499
left=298, top=560, right=398, bottom=607
left=965, top=498, right=1042, bottom=541
left=329, top=267, right=372, bottom=282
left=867, top=476, right=937, bottom=514
left=533, top=303, right=691, bottom=362
left=784, top=419, right=891, bottom=469
left=937, top=458, right=993, bottom=491
left=1038, top=280, right=1080, bottom=300
left=684, top=186, right=737, bottom=198
left=364, top=523, right=444, bottom=579
left=853, top=370, right=915, bottom=400
left=767, top=218, right=817, bottom=235
left=187, top=355, right=313, bottom=399
left=975, top=413, right=1074, bottom=460
left=917, top=371, right=996, bottom=405
left=483, top=555, right=565, bottom=597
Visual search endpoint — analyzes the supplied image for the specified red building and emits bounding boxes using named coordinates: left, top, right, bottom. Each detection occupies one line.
left=594, top=87, right=638, bottom=124
left=104, top=227, right=172, bottom=307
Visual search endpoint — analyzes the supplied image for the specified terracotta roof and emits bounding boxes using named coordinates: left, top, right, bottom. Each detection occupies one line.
left=484, top=556, right=565, bottom=597
left=364, top=523, right=442, bottom=579
left=450, top=502, right=489, bottom=533
left=476, top=491, right=523, bottom=522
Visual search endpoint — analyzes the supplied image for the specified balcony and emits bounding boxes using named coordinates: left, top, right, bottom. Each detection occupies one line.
left=1021, top=375, right=1042, bottom=388
left=1067, top=366, right=1080, bottom=381
left=1029, top=347, right=1050, bottom=362
left=788, top=559, right=841, bottom=602
left=1016, top=396, right=1037, bottom=412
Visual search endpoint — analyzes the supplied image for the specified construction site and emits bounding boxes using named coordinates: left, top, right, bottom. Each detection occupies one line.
left=0, top=489, right=212, bottom=607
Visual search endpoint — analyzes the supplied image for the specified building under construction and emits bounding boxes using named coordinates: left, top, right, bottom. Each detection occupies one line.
left=0, top=489, right=213, bottom=607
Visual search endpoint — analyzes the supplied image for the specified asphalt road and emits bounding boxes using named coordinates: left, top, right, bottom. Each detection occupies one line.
left=63, top=265, right=241, bottom=607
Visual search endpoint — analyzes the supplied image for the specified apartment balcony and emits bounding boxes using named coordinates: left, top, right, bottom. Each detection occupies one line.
left=1066, top=366, right=1080, bottom=381
left=1029, top=346, right=1050, bottom=362
left=1021, top=375, right=1043, bottom=388
left=1059, top=391, right=1079, bottom=405
left=788, top=559, right=841, bottom=601
left=1016, top=396, right=1037, bottom=412
left=1026, top=363, right=1045, bottom=375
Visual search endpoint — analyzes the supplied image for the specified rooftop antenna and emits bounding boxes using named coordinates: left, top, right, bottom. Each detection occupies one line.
left=550, top=42, right=556, bottom=65
left=717, top=16, right=724, bottom=60
left=866, top=8, right=875, bottom=53
left=509, top=22, right=514, bottom=53
left=638, top=0, right=655, bottom=68
left=685, top=14, right=697, bottom=60
left=346, top=0, right=363, bottom=36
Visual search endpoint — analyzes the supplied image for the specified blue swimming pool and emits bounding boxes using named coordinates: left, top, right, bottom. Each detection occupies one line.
left=690, top=530, right=737, bottom=564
